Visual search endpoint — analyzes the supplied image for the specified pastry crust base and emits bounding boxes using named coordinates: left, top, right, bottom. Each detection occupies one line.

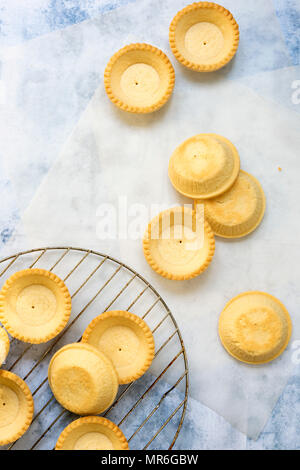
left=48, top=343, right=119, bottom=415
left=195, top=170, right=266, bottom=238
left=143, top=206, right=215, bottom=280
left=82, top=310, right=155, bottom=384
left=104, top=43, right=175, bottom=113
left=0, top=327, right=10, bottom=366
left=0, top=269, right=71, bottom=344
left=219, top=292, right=292, bottom=364
left=0, top=370, right=34, bottom=446
left=169, top=2, right=239, bottom=72
left=55, top=416, right=129, bottom=450
left=168, top=134, right=240, bottom=199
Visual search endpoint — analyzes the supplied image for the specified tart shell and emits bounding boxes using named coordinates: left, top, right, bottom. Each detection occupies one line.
left=55, top=416, right=129, bottom=450
left=143, top=206, right=215, bottom=280
left=195, top=170, right=266, bottom=238
left=219, top=291, right=292, bottom=365
left=0, top=370, right=34, bottom=446
left=0, top=327, right=10, bottom=367
left=104, top=43, right=175, bottom=113
left=168, top=134, right=240, bottom=200
left=48, top=343, right=119, bottom=415
left=169, top=2, right=239, bottom=72
left=82, top=311, right=155, bottom=384
left=0, top=269, right=71, bottom=344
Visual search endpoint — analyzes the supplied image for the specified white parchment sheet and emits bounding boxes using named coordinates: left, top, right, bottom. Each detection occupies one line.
left=3, top=0, right=300, bottom=439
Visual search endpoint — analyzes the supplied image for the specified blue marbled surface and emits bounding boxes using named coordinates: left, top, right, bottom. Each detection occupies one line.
left=0, top=0, right=300, bottom=450
left=274, top=0, right=300, bottom=65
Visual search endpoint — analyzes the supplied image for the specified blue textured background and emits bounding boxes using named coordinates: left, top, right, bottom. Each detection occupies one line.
left=0, top=0, right=298, bottom=65
left=0, top=0, right=299, bottom=450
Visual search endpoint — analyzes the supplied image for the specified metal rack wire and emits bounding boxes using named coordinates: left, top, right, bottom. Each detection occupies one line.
left=0, top=247, right=188, bottom=450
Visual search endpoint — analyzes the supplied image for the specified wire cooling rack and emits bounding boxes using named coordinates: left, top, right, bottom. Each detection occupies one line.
left=0, top=247, right=188, bottom=450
